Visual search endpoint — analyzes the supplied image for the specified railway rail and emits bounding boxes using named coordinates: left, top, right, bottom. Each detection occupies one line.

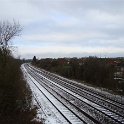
left=23, top=64, right=124, bottom=124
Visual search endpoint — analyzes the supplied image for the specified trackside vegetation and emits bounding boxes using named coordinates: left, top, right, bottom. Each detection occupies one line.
left=0, top=21, right=42, bottom=124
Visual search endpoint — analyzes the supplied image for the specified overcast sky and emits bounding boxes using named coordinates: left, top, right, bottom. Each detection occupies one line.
left=0, top=0, right=124, bottom=58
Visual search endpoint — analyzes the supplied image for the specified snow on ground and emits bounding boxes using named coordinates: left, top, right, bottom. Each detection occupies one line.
left=21, top=64, right=69, bottom=124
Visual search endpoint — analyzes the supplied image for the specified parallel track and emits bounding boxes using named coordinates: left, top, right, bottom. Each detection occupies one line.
left=30, top=65, right=124, bottom=107
left=36, top=69, right=124, bottom=116
left=25, top=64, right=124, bottom=124
left=24, top=65, right=88, bottom=124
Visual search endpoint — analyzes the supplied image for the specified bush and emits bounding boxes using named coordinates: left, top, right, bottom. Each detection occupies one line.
left=0, top=48, right=41, bottom=124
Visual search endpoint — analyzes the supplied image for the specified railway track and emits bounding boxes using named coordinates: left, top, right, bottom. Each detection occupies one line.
left=24, top=64, right=89, bottom=124
left=29, top=64, right=124, bottom=107
left=28, top=64, right=124, bottom=116
left=24, top=64, right=124, bottom=124
left=35, top=69, right=124, bottom=116
left=26, top=67, right=99, bottom=124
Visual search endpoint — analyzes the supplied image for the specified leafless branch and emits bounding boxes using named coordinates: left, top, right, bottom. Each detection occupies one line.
left=0, top=20, right=22, bottom=48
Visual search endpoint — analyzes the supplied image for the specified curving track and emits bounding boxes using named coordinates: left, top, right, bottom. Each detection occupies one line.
left=22, top=63, right=124, bottom=124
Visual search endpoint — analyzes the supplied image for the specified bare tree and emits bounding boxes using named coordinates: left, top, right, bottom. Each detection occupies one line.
left=0, top=21, right=22, bottom=66
left=0, top=20, right=22, bottom=48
